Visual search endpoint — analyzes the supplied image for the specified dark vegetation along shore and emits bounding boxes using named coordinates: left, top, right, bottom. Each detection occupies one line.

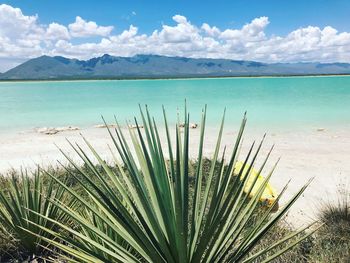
left=0, top=107, right=349, bottom=262
left=1, top=73, right=350, bottom=82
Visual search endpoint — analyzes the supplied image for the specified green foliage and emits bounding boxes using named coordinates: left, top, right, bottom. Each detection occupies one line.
left=25, top=106, right=315, bottom=262
left=244, top=214, right=314, bottom=263
left=0, top=169, right=75, bottom=258
left=308, top=185, right=350, bottom=262
left=0, top=223, right=17, bottom=261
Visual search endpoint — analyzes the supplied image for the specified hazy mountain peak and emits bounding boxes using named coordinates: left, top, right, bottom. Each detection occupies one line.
left=1, top=54, right=349, bottom=80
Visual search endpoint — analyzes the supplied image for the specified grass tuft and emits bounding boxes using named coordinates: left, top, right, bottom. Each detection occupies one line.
left=308, top=184, right=350, bottom=262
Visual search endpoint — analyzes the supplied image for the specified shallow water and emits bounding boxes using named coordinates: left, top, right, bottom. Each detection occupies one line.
left=1, top=76, right=350, bottom=133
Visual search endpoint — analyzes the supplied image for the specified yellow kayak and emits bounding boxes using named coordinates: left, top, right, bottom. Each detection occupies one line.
left=234, top=162, right=278, bottom=209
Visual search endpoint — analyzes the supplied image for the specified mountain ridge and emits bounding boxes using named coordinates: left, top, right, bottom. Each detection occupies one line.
left=1, top=54, right=350, bottom=80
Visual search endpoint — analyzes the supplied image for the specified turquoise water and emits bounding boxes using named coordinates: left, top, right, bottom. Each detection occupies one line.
left=0, top=76, right=350, bottom=132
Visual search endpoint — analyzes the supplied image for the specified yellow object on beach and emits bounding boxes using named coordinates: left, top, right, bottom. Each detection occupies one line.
left=234, top=162, right=278, bottom=208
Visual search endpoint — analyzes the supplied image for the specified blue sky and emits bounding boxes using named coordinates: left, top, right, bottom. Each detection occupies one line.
left=0, top=1, right=350, bottom=71
left=3, top=0, right=350, bottom=35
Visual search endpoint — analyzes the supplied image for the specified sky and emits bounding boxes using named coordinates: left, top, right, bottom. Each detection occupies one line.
left=0, top=0, right=350, bottom=72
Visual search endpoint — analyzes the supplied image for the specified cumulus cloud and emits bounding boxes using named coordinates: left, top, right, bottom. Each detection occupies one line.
left=0, top=4, right=44, bottom=61
left=156, top=15, right=200, bottom=44
left=68, top=16, right=114, bottom=37
left=220, top=16, right=269, bottom=41
left=46, top=23, right=70, bottom=40
left=201, top=23, right=220, bottom=37
left=1, top=4, right=350, bottom=72
left=0, top=4, right=41, bottom=39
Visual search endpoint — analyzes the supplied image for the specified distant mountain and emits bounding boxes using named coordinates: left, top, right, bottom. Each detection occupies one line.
left=1, top=54, right=350, bottom=80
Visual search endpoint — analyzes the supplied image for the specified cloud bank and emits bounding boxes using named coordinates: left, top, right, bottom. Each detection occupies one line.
left=0, top=4, right=350, bottom=72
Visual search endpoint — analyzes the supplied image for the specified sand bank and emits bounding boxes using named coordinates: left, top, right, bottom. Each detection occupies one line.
left=0, top=125, right=349, bottom=227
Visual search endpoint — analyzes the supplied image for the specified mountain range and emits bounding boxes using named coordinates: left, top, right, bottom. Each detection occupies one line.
left=1, top=54, right=350, bottom=80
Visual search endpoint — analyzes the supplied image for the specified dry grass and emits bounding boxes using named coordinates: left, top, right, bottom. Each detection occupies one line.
left=1, top=165, right=349, bottom=262
left=307, top=185, right=350, bottom=262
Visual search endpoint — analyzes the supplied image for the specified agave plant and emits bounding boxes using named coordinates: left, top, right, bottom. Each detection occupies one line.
left=31, top=106, right=316, bottom=262
left=0, top=169, right=75, bottom=257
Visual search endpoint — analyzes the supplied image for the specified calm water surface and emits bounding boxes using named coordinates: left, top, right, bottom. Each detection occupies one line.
left=0, top=76, right=349, bottom=132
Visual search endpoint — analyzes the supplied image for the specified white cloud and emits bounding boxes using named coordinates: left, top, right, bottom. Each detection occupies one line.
left=0, top=4, right=41, bottom=39
left=46, top=23, right=70, bottom=40
left=172, top=14, right=187, bottom=24
left=117, top=25, right=138, bottom=41
left=156, top=15, right=200, bottom=44
left=201, top=23, right=220, bottom=37
left=68, top=16, right=113, bottom=37
left=1, top=4, right=350, bottom=72
left=220, top=16, right=269, bottom=41
left=0, top=4, right=44, bottom=62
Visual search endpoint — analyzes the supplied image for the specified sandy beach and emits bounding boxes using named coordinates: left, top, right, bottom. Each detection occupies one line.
left=2, top=1, right=350, bottom=261
left=1, top=124, right=349, bottom=227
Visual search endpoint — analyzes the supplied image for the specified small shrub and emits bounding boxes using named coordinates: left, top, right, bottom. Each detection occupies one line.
left=0, top=170, right=76, bottom=261
left=308, top=185, right=350, bottom=262
left=29, top=107, right=315, bottom=262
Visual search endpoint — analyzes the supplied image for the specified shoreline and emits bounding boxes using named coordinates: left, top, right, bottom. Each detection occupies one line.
left=1, top=73, right=350, bottom=83
left=1, top=125, right=349, bottom=227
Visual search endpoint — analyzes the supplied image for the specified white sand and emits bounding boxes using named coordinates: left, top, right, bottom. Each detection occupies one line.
left=1, top=125, right=349, bottom=227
